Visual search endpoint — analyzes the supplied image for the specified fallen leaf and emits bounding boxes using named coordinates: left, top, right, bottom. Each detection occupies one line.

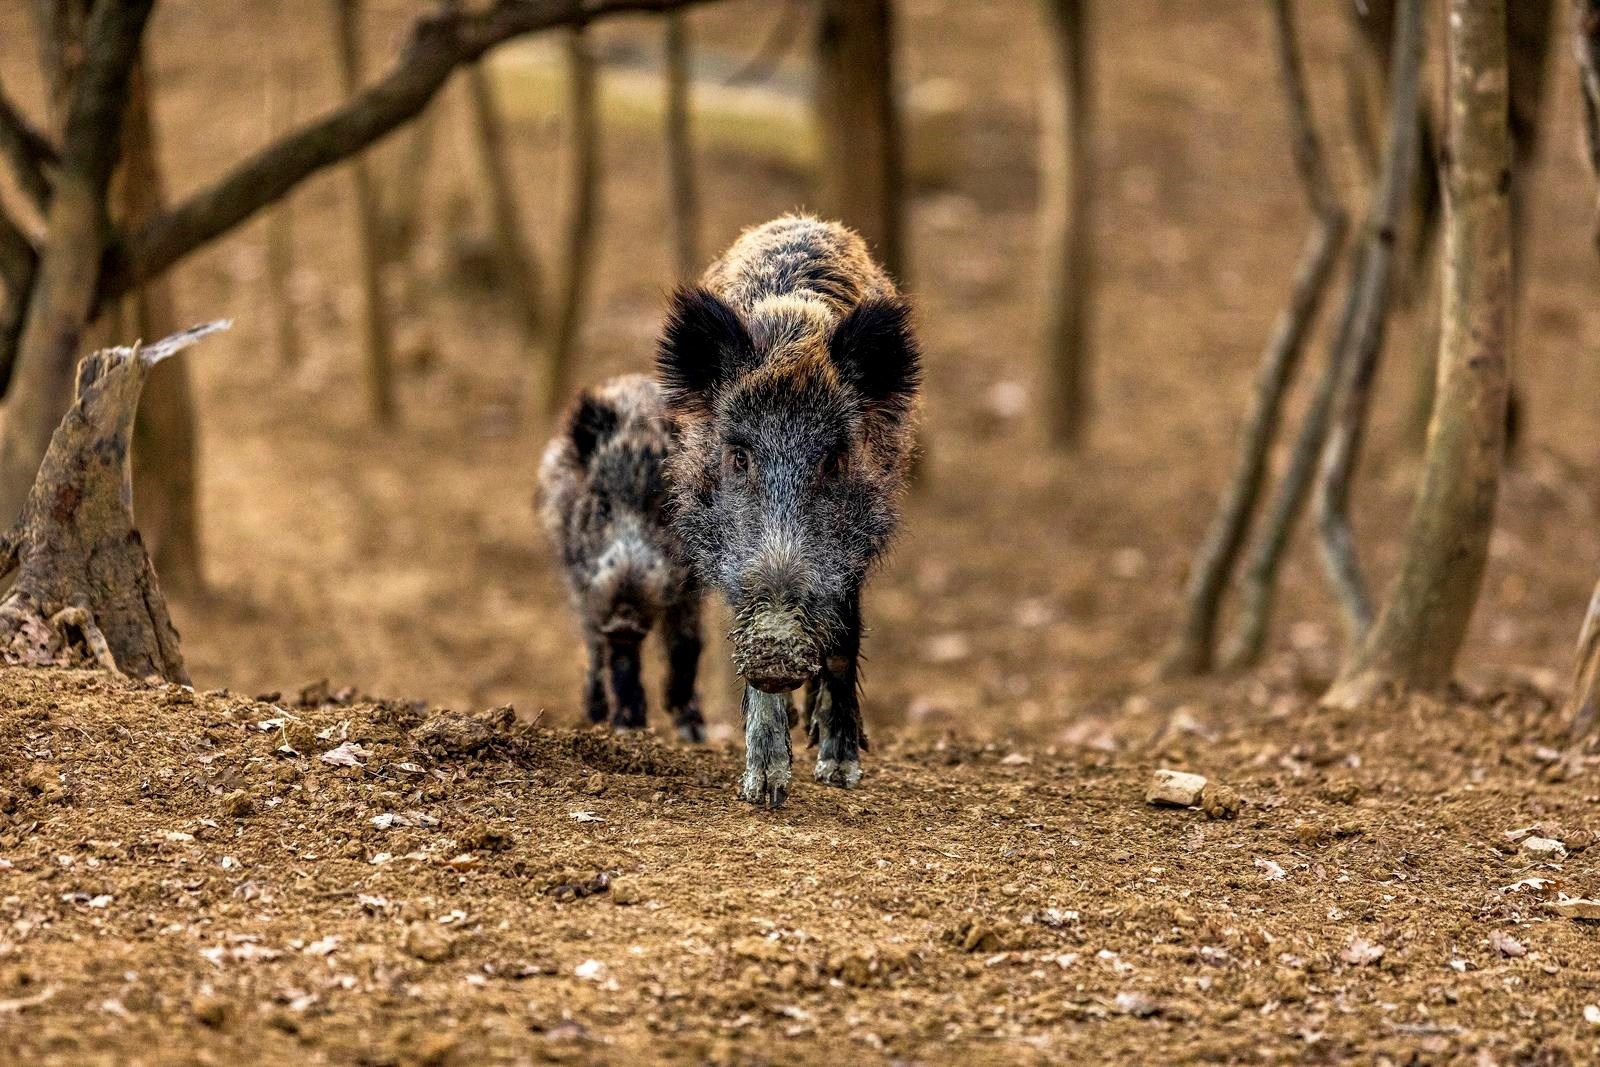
left=319, top=741, right=371, bottom=768
left=1488, top=930, right=1526, bottom=958
left=569, top=811, right=604, bottom=823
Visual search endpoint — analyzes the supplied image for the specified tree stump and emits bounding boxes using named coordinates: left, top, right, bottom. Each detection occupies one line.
left=0, top=320, right=228, bottom=683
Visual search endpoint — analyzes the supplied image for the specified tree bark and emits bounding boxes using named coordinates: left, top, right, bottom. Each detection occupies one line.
left=0, top=0, right=155, bottom=528
left=664, top=11, right=701, bottom=279
left=537, top=28, right=602, bottom=426
left=1324, top=0, right=1511, bottom=708
left=1160, top=0, right=1346, bottom=678
left=1038, top=0, right=1094, bottom=451
left=0, top=322, right=225, bottom=683
left=814, top=0, right=906, bottom=283
left=118, top=60, right=204, bottom=596
left=329, top=0, right=398, bottom=427
left=1312, top=0, right=1423, bottom=645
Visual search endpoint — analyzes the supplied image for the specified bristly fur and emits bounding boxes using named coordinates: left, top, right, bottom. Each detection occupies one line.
left=536, top=374, right=705, bottom=739
left=653, top=214, right=922, bottom=798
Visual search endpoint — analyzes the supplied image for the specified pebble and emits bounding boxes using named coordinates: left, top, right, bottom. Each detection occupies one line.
left=1521, top=836, right=1567, bottom=862
left=1200, top=784, right=1242, bottom=820
left=402, top=923, right=454, bottom=963
left=221, top=790, right=254, bottom=818
left=1147, top=769, right=1208, bottom=807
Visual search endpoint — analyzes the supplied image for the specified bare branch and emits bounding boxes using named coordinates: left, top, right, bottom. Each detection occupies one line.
left=0, top=78, right=58, bottom=210
left=1160, top=0, right=1348, bottom=677
left=1314, top=0, right=1423, bottom=642
left=99, top=0, right=723, bottom=306
left=0, top=204, right=37, bottom=296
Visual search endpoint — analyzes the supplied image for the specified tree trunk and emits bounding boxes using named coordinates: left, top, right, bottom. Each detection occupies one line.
left=814, top=0, right=906, bottom=284
left=1312, top=0, right=1423, bottom=644
left=1324, top=0, right=1512, bottom=708
left=114, top=60, right=204, bottom=596
left=537, top=28, right=602, bottom=426
left=0, top=0, right=155, bottom=527
left=0, top=323, right=224, bottom=683
left=1160, top=0, right=1346, bottom=678
left=265, top=76, right=304, bottom=369
left=1038, top=0, right=1094, bottom=451
left=664, top=11, right=701, bottom=279
left=329, top=0, right=398, bottom=426
left=463, top=30, right=547, bottom=347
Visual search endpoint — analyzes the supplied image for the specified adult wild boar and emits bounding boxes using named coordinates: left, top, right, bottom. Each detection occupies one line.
left=656, top=215, right=921, bottom=807
left=537, top=375, right=705, bottom=740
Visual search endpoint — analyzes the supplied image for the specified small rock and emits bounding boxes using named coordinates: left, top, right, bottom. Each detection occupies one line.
left=1586, top=1004, right=1600, bottom=1027
left=582, top=773, right=606, bottom=796
left=1520, top=836, right=1567, bottom=862
left=1547, top=896, right=1600, bottom=921
left=1147, top=769, right=1207, bottom=807
left=402, top=923, right=454, bottom=963
left=221, top=790, right=254, bottom=819
left=1113, top=991, right=1161, bottom=1017
left=1200, top=783, right=1242, bottom=820
left=610, top=882, right=641, bottom=906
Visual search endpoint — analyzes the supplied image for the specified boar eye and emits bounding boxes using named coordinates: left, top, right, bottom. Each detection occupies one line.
left=724, top=445, right=752, bottom=479
left=818, top=450, right=847, bottom=480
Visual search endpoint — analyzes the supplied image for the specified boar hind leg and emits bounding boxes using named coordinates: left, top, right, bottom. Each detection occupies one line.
left=810, top=597, right=865, bottom=789
left=663, top=593, right=706, bottom=743
left=740, top=686, right=793, bottom=808
left=606, top=638, right=648, bottom=730
left=584, top=636, right=610, bottom=724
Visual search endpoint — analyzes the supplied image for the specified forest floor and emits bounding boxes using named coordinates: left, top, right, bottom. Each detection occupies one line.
left=3, top=0, right=1600, bottom=1061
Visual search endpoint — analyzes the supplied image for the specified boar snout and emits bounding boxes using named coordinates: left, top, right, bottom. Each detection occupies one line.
left=735, top=606, right=820, bottom=693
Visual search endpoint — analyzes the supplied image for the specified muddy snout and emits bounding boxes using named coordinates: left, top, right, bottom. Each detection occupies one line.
left=735, top=607, right=821, bottom=693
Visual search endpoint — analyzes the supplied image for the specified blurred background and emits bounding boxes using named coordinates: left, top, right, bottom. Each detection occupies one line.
left=1, top=0, right=1597, bottom=742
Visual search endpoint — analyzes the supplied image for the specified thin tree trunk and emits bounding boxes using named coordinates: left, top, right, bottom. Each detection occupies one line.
left=814, top=0, right=906, bottom=284
left=0, top=0, right=155, bottom=526
left=119, top=59, right=203, bottom=595
left=1324, top=0, right=1511, bottom=708
left=664, top=11, right=701, bottom=279
left=462, top=27, right=547, bottom=347
left=1313, top=0, right=1423, bottom=643
left=329, top=0, right=397, bottom=426
left=1038, top=0, right=1094, bottom=451
left=1160, top=0, right=1347, bottom=678
left=537, top=28, right=601, bottom=426
left=265, top=76, right=303, bottom=370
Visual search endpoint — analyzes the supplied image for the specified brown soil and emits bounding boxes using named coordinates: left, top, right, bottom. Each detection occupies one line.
left=2, top=0, right=1600, bottom=1062
left=4, top=668, right=1600, bottom=1064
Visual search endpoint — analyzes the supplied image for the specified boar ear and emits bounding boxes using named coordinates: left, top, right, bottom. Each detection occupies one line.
left=828, top=295, right=922, bottom=414
left=567, top=391, right=619, bottom=465
left=656, top=287, right=755, bottom=411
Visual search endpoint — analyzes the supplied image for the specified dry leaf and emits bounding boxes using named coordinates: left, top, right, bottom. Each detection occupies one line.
left=1340, top=935, right=1385, bottom=966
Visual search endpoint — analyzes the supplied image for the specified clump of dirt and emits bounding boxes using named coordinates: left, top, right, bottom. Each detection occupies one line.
left=4, top=666, right=1600, bottom=1063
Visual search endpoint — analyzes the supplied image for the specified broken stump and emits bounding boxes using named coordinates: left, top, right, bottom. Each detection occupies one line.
left=0, top=321, right=229, bottom=683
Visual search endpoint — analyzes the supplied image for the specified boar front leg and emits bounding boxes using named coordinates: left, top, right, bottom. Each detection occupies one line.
left=663, top=592, right=706, bottom=743
left=606, top=638, right=648, bottom=730
left=740, top=686, right=793, bottom=808
left=808, top=595, right=865, bottom=789
left=584, top=635, right=610, bottom=724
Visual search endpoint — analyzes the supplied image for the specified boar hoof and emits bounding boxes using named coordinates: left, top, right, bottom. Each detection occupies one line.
left=740, top=762, right=791, bottom=808
left=676, top=720, right=706, bottom=744
left=814, top=758, right=862, bottom=789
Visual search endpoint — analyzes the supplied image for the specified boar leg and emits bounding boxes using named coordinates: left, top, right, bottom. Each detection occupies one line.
left=663, top=593, right=706, bottom=743
left=606, top=638, right=648, bottom=730
left=810, top=595, right=865, bottom=789
left=584, top=635, right=610, bottom=724
left=739, top=686, right=793, bottom=808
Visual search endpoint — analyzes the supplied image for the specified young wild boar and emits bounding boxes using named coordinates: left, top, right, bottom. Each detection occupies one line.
left=656, top=214, right=921, bottom=807
left=537, top=375, right=705, bottom=740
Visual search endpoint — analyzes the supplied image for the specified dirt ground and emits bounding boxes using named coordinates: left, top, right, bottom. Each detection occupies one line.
left=4, top=0, right=1600, bottom=1061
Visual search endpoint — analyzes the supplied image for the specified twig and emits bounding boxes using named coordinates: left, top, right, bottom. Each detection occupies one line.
left=1566, top=580, right=1600, bottom=738
left=723, top=0, right=806, bottom=86
left=1161, top=0, right=1347, bottom=676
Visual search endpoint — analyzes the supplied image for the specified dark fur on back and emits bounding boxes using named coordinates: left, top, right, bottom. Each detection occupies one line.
left=654, top=214, right=921, bottom=802
left=537, top=374, right=704, bottom=738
